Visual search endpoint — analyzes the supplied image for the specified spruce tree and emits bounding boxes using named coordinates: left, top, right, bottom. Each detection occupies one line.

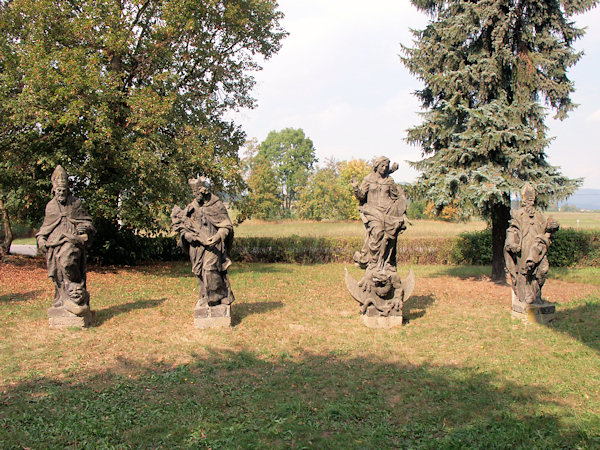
left=402, top=0, right=597, bottom=280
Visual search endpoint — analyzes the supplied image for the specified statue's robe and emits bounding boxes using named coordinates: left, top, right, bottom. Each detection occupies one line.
left=504, top=208, right=551, bottom=303
left=172, top=194, right=235, bottom=305
left=353, top=173, right=407, bottom=271
left=36, top=195, right=94, bottom=307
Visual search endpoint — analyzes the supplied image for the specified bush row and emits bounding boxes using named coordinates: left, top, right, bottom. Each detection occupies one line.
left=451, top=229, right=600, bottom=267
left=87, top=228, right=600, bottom=267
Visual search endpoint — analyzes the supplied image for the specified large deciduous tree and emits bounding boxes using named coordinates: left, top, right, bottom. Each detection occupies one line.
left=256, top=128, right=317, bottom=214
left=0, top=0, right=286, bottom=241
left=402, top=0, right=595, bottom=280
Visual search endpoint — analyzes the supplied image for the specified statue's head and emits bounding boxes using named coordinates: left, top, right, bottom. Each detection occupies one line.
left=521, top=183, right=536, bottom=208
left=65, top=280, right=86, bottom=304
left=51, top=165, right=70, bottom=205
left=372, top=271, right=393, bottom=298
left=189, top=176, right=210, bottom=202
left=373, top=157, right=390, bottom=176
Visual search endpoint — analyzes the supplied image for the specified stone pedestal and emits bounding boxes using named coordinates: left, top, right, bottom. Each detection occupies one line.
left=511, top=292, right=555, bottom=324
left=48, top=307, right=95, bottom=328
left=362, top=315, right=403, bottom=329
left=361, top=306, right=403, bottom=329
left=194, top=304, right=231, bottom=329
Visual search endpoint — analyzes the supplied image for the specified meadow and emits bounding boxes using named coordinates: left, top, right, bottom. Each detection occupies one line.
left=1, top=256, right=599, bottom=447
left=11, top=210, right=599, bottom=246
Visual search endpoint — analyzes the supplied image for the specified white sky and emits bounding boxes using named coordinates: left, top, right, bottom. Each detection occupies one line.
left=234, top=0, right=600, bottom=189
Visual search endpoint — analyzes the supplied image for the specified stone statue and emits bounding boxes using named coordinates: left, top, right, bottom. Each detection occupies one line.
left=504, top=183, right=559, bottom=323
left=345, top=156, right=414, bottom=328
left=36, top=165, right=95, bottom=327
left=171, top=177, right=235, bottom=328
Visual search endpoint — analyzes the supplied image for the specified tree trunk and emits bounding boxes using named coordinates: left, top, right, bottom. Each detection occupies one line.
left=491, top=202, right=511, bottom=282
left=0, top=197, right=13, bottom=256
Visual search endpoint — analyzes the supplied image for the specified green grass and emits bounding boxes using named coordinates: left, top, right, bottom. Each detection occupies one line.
left=10, top=237, right=36, bottom=245
left=551, top=211, right=600, bottom=230
left=1, top=259, right=599, bottom=447
left=235, top=218, right=487, bottom=239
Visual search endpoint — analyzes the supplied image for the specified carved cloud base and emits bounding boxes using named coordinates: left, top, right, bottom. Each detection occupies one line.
left=194, top=304, right=231, bottom=329
left=511, top=292, right=555, bottom=324
left=48, top=307, right=95, bottom=328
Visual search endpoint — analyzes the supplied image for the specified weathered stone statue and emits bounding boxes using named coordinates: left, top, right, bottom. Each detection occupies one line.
left=345, top=156, right=414, bottom=328
left=36, top=165, right=95, bottom=327
left=504, top=183, right=559, bottom=323
left=171, top=177, right=235, bottom=328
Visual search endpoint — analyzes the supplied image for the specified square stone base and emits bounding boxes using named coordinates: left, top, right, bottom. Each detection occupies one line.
left=194, top=304, right=231, bottom=329
left=511, top=294, right=555, bottom=324
left=48, top=307, right=95, bottom=328
left=362, top=314, right=403, bottom=329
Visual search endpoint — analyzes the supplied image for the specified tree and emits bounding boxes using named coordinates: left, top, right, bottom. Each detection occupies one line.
left=402, top=0, right=594, bottom=280
left=256, top=128, right=317, bottom=213
left=244, top=155, right=282, bottom=220
left=296, top=158, right=374, bottom=221
left=297, top=160, right=346, bottom=220
left=337, top=159, right=372, bottom=220
left=0, top=0, right=286, bottom=243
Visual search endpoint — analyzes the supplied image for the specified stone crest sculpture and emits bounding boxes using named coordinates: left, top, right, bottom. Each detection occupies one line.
left=504, top=183, right=559, bottom=323
left=171, top=177, right=235, bottom=328
left=36, top=165, right=95, bottom=327
left=345, top=156, right=414, bottom=328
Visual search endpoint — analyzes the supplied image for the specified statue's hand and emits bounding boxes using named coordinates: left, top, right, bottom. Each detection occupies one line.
left=206, top=233, right=224, bottom=246
left=38, top=242, right=48, bottom=254
left=184, top=232, right=197, bottom=244
left=507, top=242, right=520, bottom=253
left=76, top=223, right=88, bottom=234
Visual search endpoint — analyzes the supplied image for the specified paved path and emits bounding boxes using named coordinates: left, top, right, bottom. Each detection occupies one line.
left=9, top=244, right=38, bottom=257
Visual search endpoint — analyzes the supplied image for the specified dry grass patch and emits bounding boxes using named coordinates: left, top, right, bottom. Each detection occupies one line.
left=1, top=256, right=599, bottom=447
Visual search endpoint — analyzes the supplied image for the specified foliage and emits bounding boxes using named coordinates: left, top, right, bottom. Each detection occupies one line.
left=241, top=155, right=282, bottom=220
left=451, top=230, right=493, bottom=266
left=424, top=199, right=467, bottom=222
left=407, top=199, right=427, bottom=220
left=402, top=0, right=595, bottom=277
left=255, top=128, right=317, bottom=213
left=0, top=0, right=286, bottom=234
left=452, top=228, right=600, bottom=267
left=297, top=165, right=346, bottom=220
left=295, top=158, right=370, bottom=221
left=337, top=159, right=372, bottom=220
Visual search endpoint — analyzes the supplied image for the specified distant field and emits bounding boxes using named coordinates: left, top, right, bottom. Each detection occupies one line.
left=550, top=211, right=600, bottom=229
left=9, top=212, right=597, bottom=248
left=234, top=218, right=487, bottom=239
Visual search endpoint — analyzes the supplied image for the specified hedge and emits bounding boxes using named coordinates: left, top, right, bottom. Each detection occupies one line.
left=451, top=229, right=600, bottom=267
left=88, top=229, right=600, bottom=267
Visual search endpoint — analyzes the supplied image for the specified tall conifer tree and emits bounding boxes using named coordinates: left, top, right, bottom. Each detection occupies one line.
left=403, top=0, right=596, bottom=280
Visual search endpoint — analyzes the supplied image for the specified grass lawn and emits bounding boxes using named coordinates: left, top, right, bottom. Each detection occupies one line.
left=1, top=257, right=599, bottom=448
left=551, top=211, right=600, bottom=230
left=234, top=218, right=488, bottom=239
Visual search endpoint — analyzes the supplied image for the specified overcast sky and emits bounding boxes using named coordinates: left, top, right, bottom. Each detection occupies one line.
left=234, top=1, right=600, bottom=189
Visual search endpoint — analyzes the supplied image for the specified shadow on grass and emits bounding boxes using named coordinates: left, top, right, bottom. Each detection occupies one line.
left=229, top=264, right=293, bottom=275
left=232, top=301, right=284, bottom=326
left=403, top=295, right=436, bottom=323
left=95, top=298, right=167, bottom=325
left=547, top=298, right=600, bottom=353
left=0, top=290, right=44, bottom=303
left=0, top=349, right=595, bottom=448
left=90, top=262, right=294, bottom=279
left=430, top=265, right=492, bottom=280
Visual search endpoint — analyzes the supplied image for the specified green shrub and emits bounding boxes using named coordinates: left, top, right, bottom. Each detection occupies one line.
left=547, top=229, right=599, bottom=267
left=86, top=225, right=600, bottom=267
left=451, top=228, right=600, bottom=267
left=451, top=230, right=492, bottom=265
